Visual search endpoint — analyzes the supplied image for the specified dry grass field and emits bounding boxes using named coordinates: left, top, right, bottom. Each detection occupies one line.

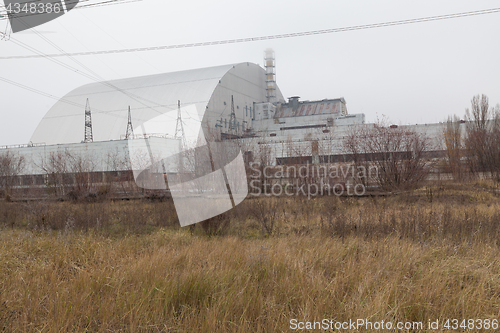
left=1, top=181, right=500, bottom=332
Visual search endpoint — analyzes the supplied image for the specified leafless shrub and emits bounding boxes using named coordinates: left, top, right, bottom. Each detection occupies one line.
left=343, top=118, right=433, bottom=191
left=0, top=151, right=25, bottom=198
left=322, top=207, right=348, bottom=241
left=0, top=201, right=19, bottom=228
left=247, top=139, right=274, bottom=194
left=248, top=197, right=280, bottom=236
left=464, top=94, right=500, bottom=181
left=343, top=126, right=370, bottom=187
left=35, top=150, right=69, bottom=197
left=37, top=149, right=99, bottom=200
left=24, top=201, right=51, bottom=230
left=443, top=115, right=465, bottom=180
left=150, top=201, right=178, bottom=228
left=200, top=214, right=231, bottom=236
left=66, top=151, right=97, bottom=197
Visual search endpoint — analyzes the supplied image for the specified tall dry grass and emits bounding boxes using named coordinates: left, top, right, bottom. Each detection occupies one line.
left=1, top=184, right=500, bottom=331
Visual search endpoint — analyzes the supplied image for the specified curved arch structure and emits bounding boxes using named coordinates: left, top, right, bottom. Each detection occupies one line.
left=31, top=62, right=284, bottom=145
left=30, top=62, right=284, bottom=226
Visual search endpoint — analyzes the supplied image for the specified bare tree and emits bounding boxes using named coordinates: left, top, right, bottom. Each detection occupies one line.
left=343, top=125, right=370, bottom=187
left=103, top=147, right=134, bottom=197
left=245, top=137, right=274, bottom=194
left=67, top=151, right=98, bottom=198
left=464, top=94, right=500, bottom=181
left=443, top=115, right=465, bottom=180
left=467, top=94, right=490, bottom=131
left=249, top=197, right=279, bottom=236
left=0, top=151, right=25, bottom=197
left=36, top=149, right=97, bottom=199
left=343, top=119, right=432, bottom=191
left=36, top=150, right=70, bottom=196
left=465, top=94, right=490, bottom=176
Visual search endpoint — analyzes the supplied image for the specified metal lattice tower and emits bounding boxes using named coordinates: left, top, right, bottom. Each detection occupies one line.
left=229, top=95, right=237, bottom=134
left=125, top=106, right=134, bottom=139
left=84, top=98, right=93, bottom=143
left=175, top=100, right=186, bottom=147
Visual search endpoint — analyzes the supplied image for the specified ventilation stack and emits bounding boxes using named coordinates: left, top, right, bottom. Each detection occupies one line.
left=264, top=48, right=277, bottom=104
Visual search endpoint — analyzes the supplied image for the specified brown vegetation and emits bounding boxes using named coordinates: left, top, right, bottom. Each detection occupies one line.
left=3, top=94, right=500, bottom=331
left=1, top=182, right=500, bottom=331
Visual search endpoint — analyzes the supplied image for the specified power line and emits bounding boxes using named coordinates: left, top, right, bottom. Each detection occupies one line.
left=76, top=10, right=160, bottom=72
left=0, top=76, right=128, bottom=119
left=0, top=74, right=169, bottom=122
left=1, top=7, right=499, bottom=59
left=0, top=18, right=179, bottom=120
left=26, top=25, right=171, bottom=113
left=0, top=75, right=85, bottom=108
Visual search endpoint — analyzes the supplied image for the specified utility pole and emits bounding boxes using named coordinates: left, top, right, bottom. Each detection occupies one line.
left=84, top=98, right=93, bottom=143
left=125, top=106, right=134, bottom=139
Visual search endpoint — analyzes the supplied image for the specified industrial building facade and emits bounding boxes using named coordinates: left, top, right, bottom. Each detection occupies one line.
left=1, top=56, right=451, bottom=201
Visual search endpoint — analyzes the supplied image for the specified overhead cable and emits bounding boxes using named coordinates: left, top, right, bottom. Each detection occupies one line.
left=1, top=7, right=499, bottom=59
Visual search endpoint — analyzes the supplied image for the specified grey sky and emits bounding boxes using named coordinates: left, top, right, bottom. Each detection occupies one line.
left=1, top=0, right=499, bottom=146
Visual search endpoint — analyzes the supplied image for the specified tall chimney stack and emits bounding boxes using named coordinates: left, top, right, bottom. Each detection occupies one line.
left=264, top=48, right=277, bottom=104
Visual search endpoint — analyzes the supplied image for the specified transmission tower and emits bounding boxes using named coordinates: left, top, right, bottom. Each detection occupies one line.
left=125, top=106, right=134, bottom=139
left=84, top=98, right=93, bottom=143
left=175, top=100, right=186, bottom=147
left=229, top=95, right=237, bottom=134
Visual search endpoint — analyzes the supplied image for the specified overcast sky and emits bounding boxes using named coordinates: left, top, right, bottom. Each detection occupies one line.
left=1, top=0, right=499, bottom=146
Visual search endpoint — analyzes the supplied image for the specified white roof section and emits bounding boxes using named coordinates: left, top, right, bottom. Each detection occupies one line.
left=31, top=63, right=284, bottom=145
